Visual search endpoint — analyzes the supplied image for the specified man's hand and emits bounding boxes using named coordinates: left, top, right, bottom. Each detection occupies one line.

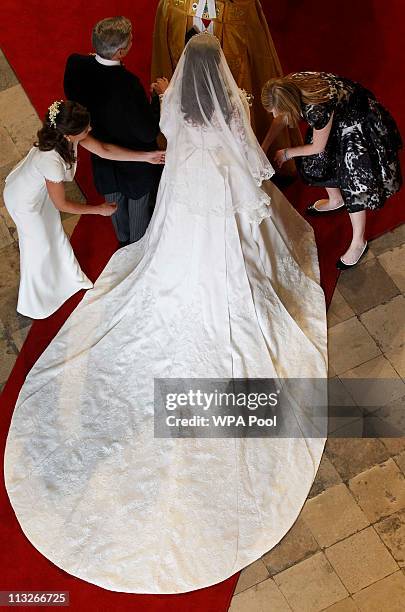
left=151, top=77, right=170, bottom=96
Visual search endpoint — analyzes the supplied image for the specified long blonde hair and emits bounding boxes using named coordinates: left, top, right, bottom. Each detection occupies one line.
left=261, top=72, right=332, bottom=126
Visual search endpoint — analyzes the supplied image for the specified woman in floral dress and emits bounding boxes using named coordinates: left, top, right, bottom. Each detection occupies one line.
left=261, top=71, right=402, bottom=268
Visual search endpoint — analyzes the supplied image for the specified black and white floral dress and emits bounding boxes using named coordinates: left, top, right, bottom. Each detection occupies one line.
left=294, top=72, right=402, bottom=212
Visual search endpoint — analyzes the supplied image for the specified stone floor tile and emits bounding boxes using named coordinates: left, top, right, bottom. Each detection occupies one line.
left=0, top=213, right=14, bottom=249
left=11, top=324, right=31, bottom=351
left=373, top=396, right=405, bottom=455
left=339, top=355, right=405, bottom=408
left=323, top=598, right=359, bottom=611
left=325, top=438, right=390, bottom=481
left=0, top=49, right=18, bottom=93
left=386, top=346, right=405, bottom=379
left=0, top=161, right=17, bottom=204
left=378, top=244, right=405, bottom=293
left=374, top=394, right=405, bottom=428
left=369, top=225, right=405, bottom=256
left=380, top=436, right=405, bottom=457
left=0, top=336, right=18, bottom=384
left=64, top=180, right=86, bottom=203
left=348, top=459, right=405, bottom=522
left=0, top=242, right=20, bottom=295
left=394, top=448, right=405, bottom=472
left=337, top=259, right=399, bottom=315
left=328, top=361, right=336, bottom=378
left=308, top=453, right=342, bottom=499
left=328, top=417, right=365, bottom=439
left=327, top=377, right=363, bottom=436
left=356, top=246, right=376, bottom=266
left=234, top=559, right=270, bottom=595
left=262, top=517, right=319, bottom=576
left=0, top=84, right=36, bottom=127
left=352, top=570, right=405, bottom=611
left=302, top=483, right=369, bottom=548
left=60, top=212, right=74, bottom=221
left=0, top=286, right=31, bottom=332
left=7, top=113, right=41, bottom=157
left=0, top=207, right=16, bottom=242
left=328, top=317, right=381, bottom=375
left=274, top=552, right=348, bottom=612
left=230, top=577, right=292, bottom=612
left=375, top=509, right=405, bottom=567
left=0, top=126, right=20, bottom=167
left=328, top=376, right=357, bottom=406
left=62, top=215, right=80, bottom=238
left=327, top=289, right=355, bottom=327
left=325, top=526, right=398, bottom=593
left=360, top=295, right=405, bottom=353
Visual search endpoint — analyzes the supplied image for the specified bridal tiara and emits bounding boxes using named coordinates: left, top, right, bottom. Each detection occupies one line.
left=194, top=31, right=214, bottom=37
left=189, top=31, right=220, bottom=45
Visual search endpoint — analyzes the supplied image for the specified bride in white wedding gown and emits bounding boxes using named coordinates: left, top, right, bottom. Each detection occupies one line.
left=5, top=33, right=327, bottom=594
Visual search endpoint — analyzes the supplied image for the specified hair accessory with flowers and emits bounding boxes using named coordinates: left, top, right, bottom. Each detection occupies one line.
left=48, top=100, right=64, bottom=128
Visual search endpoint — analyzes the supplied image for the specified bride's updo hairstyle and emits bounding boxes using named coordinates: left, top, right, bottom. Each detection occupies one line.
left=181, top=33, right=232, bottom=125
left=35, top=101, right=90, bottom=167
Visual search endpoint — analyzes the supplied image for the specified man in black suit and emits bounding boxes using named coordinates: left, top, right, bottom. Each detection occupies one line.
left=64, top=16, right=168, bottom=245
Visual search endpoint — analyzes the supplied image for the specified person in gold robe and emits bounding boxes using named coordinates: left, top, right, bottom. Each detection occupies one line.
left=151, top=0, right=302, bottom=168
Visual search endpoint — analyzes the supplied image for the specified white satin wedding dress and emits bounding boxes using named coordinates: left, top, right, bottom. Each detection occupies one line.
left=5, top=33, right=327, bottom=594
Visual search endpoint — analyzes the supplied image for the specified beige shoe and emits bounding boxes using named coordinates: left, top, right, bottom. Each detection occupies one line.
left=307, top=199, right=345, bottom=215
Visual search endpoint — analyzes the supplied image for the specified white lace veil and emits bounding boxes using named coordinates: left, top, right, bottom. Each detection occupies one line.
left=160, top=32, right=275, bottom=223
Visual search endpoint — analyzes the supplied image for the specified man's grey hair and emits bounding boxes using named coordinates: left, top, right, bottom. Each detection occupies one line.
left=92, top=16, right=132, bottom=60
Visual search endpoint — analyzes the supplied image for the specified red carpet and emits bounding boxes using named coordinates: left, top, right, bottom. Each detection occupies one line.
left=0, top=1, right=404, bottom=610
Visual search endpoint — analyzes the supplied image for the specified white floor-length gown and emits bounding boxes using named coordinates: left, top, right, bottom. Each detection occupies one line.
left=4, top=34, right=327, bottom=594
left=4, top=144, right=92, bottom=319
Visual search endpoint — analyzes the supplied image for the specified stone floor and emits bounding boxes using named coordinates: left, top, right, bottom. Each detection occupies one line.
left=1, top=49, right=405, bottom=611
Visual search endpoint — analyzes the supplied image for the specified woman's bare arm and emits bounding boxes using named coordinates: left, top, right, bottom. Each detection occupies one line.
left=79, top=135, right=165, bottom=164
left=273, top=113, right=334, bottom=168
left=46, top=180, right=116, bottom=216
left=286, top=113, right=334, bottom=157
left=261, top=116, right=288, bottom=153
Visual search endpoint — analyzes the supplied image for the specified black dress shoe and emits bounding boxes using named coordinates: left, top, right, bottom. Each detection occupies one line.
left=336, top=243, right=369, bottom=270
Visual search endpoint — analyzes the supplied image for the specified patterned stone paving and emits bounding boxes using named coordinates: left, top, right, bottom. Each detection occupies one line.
left=1, top=49, right=405, bottom=611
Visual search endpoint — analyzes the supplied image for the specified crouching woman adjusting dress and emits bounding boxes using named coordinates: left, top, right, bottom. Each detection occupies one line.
left=261, top=72, right=402, bottom=268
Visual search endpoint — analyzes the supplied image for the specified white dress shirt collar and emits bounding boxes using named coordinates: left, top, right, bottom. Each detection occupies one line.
left=95, top=54, right=120, bottom=66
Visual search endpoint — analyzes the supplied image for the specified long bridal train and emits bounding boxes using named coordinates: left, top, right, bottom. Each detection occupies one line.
left=4, top=177, right=327, bottom=594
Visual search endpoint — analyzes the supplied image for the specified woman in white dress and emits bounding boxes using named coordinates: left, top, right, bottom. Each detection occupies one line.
left=3, top=100, right=165, bottom=319
left=5, top=34, right=328, bottom=594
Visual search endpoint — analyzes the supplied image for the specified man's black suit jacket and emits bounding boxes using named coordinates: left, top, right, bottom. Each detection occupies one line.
left=64, top=54, right=161, bottom=199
